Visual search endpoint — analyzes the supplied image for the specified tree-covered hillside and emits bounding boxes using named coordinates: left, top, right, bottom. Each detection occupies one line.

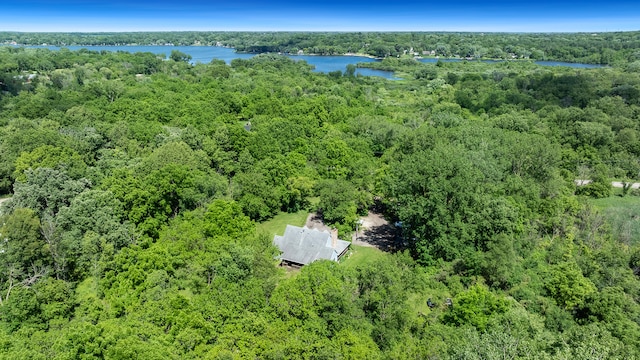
left=0, top=42, right=640, bottom=358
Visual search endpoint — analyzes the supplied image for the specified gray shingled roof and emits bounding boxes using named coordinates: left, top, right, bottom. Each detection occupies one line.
left=273, top=225, right=350, bottom=265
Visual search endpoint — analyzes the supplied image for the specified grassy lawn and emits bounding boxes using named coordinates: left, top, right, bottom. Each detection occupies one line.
left=341, top=244, right=386, bottom=268
left=590, top=194, right=640, bottom=245
left=257, top=209, right=309, bottom=237
left=276, top=245, right=387, bottom=280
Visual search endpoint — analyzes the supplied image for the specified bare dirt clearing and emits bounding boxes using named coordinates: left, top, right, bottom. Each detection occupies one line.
left=306, top=211, right=401, bottom=251
left=352, top=212, right=401, bottom=251
left=305, top=213, right=332, bottom=233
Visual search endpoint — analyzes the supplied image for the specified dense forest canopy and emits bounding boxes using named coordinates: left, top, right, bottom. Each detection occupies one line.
left=3, top=31, right=640, bottom=65
left=0, top=32, right=640, bottom=358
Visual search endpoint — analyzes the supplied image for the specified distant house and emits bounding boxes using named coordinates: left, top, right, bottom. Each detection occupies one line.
left=273, top=225, right=350, bottom=267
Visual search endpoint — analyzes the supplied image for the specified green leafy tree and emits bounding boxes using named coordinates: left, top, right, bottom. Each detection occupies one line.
left=576, top=164, right=612, bottom=198
left=9, top=168, right=90, bottom=218
left=388, top=143, right=486, bottom=264
left=443, top=283, right=510, bottom=331
left=545, top=260, right=597, bottom=309
left=169, top=50, right=191, bottom=63
left=56, top=190, right=131, bottom=278
left=0, top=285, right=41, bottom=332
left=317, top=179, right=360, bottom=227
left=356, top=256, right=413, bottom=350
left=481, top=234, right=520, bottom=289
left=13, top=145, right=87, bottom=182
left=0, top=118, right=65, bottom=194
left=0, top=208, right=48, bottom=296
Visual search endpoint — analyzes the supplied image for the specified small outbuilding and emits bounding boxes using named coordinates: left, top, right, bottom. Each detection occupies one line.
left=273, top=225, right=350, bottom=267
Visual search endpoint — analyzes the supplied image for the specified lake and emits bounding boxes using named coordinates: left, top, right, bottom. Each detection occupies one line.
left=18, top=45, right=602, bottom=79
left=22, top=45, right=400, bottom=79
left=533, top=61, right=604, bottom=68
left=288, top=55, right=402, bottom=79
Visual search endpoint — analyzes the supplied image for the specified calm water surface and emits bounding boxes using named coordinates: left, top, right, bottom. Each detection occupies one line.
left=533, top=61, right=604, bottom=68
left=288, top=55, right=401, bottom=79
left=25, top=45, right=399, bottom=79
left=20, top=45, right=603, bottom=78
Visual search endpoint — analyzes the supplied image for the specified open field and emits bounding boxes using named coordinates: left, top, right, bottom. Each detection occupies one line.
left=341, top=244, right=386, bottom=268
left=590, top=195, right=640, bottom=245
left=256, top=210, right=309, bottom=237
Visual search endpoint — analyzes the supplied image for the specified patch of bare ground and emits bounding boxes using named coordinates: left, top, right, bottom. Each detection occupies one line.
left=352, top=212, right=401, bottom=251
left=305, top=212, right=332, bottom=233
left=305, top=211, right=402, bottom=252
left=575, top=180, right=640, bottom=189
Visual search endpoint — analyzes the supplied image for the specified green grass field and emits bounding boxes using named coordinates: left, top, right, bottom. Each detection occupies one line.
left=256, top=209, right=310, bottom=237
left=341, top=244, right=386, bottom=268
left=590, top=194, right=640, bottom=245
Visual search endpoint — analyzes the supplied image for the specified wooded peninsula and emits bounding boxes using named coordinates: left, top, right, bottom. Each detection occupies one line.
left=1, top=32, right=640, bottom=359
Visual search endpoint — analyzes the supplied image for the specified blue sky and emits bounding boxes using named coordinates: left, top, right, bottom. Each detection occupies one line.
left=3, top=0, right=640, bottom=32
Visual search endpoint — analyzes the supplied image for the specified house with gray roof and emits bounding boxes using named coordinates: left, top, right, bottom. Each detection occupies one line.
left=273, top=225, right=350, bottom=266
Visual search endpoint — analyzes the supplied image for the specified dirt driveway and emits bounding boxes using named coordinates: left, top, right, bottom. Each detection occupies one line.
left=306, top=211, right=401, bottom=251
left=575, top=180, right=640, bottom=189
left=352, top=212, right=401, bottom=251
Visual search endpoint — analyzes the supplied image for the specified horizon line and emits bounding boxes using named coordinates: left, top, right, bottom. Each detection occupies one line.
left=2, top=29, right=640, bottom=34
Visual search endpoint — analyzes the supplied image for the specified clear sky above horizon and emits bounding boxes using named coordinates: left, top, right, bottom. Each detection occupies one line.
left=4, top=0, right=640, bottom=33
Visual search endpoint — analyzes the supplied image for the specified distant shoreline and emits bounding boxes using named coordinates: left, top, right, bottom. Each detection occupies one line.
left=286, top=52, right=380, bottom=60
left=3, top=44, right=606, bottom=66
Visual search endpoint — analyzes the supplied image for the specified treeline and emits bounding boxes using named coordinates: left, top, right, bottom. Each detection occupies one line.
left=3, top=31, right=640, bottom=64
left=0, top=45, right=640, bottom=358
